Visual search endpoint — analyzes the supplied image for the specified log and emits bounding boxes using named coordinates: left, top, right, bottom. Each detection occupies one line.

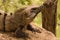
left=0, top=23, right=57, bottom=40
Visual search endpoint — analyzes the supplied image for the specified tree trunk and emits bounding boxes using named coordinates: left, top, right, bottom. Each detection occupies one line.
left=42, top=0, right=57, bottom=35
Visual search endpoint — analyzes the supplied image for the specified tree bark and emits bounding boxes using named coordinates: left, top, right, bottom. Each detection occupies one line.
left=42, top=0, right=57, bottom=35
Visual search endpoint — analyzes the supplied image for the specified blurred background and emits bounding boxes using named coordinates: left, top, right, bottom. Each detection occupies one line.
left=0, top=0, right=60, bottom=38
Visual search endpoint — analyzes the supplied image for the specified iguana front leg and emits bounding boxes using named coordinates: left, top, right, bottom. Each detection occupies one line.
left=15, top=25, right=28, bottom=37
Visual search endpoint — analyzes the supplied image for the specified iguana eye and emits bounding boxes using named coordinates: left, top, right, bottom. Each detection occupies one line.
left=24, top=12, right=28, bottom=16
left=24, top=12, right=30, bottom=17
